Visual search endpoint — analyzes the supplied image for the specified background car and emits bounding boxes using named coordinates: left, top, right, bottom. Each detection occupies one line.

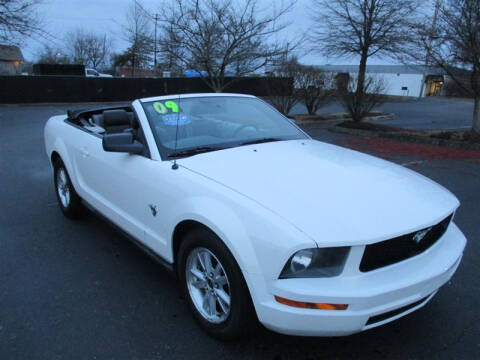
left=85, top=67, right=113, bottom=77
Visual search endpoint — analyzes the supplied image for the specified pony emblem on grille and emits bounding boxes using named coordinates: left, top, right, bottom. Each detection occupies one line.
left=413, top=227, right=432, bottom=243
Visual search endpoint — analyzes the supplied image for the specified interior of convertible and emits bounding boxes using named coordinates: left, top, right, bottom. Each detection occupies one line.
left=143, top=100, right=265, bottom=149
left=70, top=107, right=137, bottom=135
left=68, top=104, right=259, bottom=151
left=142, top=96, right=304, bottom=150
left=68, top=106, right=150, bottom=157
left=68, top=96, right=306, bottom=157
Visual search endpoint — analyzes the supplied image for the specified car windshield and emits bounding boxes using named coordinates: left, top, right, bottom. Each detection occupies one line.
left=142, top=96, right=308, bottom=158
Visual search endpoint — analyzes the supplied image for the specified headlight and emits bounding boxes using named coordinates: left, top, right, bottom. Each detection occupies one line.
left=279, top=247, right=350, bottom=278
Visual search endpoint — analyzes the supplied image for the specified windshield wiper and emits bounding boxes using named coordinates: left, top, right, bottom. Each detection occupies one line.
left=167, top=146, right=222, bottom=158
left=240, top=137, right=283, bottom=146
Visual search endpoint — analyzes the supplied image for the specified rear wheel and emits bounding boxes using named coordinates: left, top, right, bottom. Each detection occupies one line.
left=178, top=227, right=255, bottom=340
left=53, top=159, right=84, bottom=219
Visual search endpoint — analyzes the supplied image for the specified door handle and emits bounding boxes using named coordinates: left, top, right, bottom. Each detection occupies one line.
left=80, top=147, right=90, bottom=157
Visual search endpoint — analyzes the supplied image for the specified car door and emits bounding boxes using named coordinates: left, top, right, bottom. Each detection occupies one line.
left=73, top=115, right=172, bottom=257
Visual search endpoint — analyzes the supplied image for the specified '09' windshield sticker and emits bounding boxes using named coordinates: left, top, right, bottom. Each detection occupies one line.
left=153, top=100, right=179, bottom=114
left=162, top=113, right=190, bottom=126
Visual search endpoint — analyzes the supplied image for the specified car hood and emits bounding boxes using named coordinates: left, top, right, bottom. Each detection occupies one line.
left=178, top=139, right=459, bottom=246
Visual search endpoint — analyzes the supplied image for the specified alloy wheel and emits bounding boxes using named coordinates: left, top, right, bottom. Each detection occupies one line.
left=186, top=247, right=231, bottom=324
left=56, top=168, right=71, bottom=208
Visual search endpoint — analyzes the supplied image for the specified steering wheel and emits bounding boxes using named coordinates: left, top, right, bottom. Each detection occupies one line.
left=232, top=124, right=259, bottom=138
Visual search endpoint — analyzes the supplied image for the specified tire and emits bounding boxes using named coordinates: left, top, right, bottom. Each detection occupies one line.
left=53, top=158, right=84, bottom=219
left=177, top=227, right=255, bottom=340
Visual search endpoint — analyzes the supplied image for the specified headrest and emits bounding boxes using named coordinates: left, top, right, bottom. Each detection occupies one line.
left=103, top=110, right=130, bottom=126
left=127, top=112, right=139, bottom=129
left=91, top=114, right=104, bottom=127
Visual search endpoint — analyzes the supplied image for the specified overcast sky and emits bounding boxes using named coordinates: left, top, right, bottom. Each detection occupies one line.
left=23, top=0, right=410, bottom=65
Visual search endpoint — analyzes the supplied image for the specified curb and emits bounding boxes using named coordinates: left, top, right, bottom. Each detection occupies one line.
left=329, top=125, right=480, bottom=152
left=363, top=113, right=395, bottom=122
left=294, top=113, right=394, bottom=126
left=295, top=118, right=343, bottom=126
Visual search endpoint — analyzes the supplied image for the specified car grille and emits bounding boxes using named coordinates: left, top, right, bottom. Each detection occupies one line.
left=360, top=214, right=453, bottom=272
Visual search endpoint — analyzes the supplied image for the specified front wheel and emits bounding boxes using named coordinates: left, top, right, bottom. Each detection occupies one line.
left=178, top=227, right=255, bottom=340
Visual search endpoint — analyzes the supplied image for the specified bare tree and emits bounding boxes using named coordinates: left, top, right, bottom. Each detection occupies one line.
left=411, top=0, right=480, bottom=133
left=0, top=0, right=44, bottom=44
left=266, top=57, right=335, bottom=115
left=122, top=0, right=153, bottom=76
left=159, top=0, right=296, bottom=91
left=66, top=30, right=112, bottom=70
left=310, top=0, right=418, bottom=118
left=265, top=57, right=301, bottom=115
left=296, top=66, right=334, bottom=115
left=112, top=51, right=132, bottom=68
left=338, top=74, right=386, bottom=122
left=157, top=25, right=184, bottom=75
left=36, top=44, right=70, bottom=64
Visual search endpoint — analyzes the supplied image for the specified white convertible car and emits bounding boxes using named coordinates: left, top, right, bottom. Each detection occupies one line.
left=44, top=93, right=466, bottom=339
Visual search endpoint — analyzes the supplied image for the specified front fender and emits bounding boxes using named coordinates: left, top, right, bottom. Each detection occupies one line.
left=166, top=196, right=260, bottom=273
left=164, top=193, right=317, bottom=319
left=165, top=194, right=316, bottom=279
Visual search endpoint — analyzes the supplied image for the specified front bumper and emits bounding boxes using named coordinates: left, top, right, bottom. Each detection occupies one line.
left=248, top=223, right=466, bottom=336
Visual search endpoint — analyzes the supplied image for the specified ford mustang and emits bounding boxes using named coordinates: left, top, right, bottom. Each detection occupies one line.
left=44, top=93, right=466, bottom=339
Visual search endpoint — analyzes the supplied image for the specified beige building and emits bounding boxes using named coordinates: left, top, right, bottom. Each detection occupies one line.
left=0, top=45, right=24, bottom=75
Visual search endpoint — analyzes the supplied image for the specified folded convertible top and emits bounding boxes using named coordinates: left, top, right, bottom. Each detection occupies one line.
left=67, top=104, right=131, bottom=120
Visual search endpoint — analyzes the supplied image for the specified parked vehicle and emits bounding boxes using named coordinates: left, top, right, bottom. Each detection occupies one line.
left=85, top=68, right=113, bottom=77
left=44, top=93, right=466, bottom=339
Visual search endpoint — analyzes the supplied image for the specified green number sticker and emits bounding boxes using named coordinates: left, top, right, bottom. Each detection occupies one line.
left=153, top=102, right=167, bottom=114
left=165, top=101, right=179, bottom=113
left=153, top=100, right=179, bottom=114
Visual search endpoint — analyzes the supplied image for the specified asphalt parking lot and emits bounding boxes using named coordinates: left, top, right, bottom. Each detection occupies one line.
left=292, top=97, right=476, bottom=131
left=1, top=104, right=479, bottom=359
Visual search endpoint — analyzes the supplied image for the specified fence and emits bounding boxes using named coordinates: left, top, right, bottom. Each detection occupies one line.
left=0, top=76, right=292, bottom=103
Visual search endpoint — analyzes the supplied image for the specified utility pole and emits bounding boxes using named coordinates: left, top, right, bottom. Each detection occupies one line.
left=420, top=0, right=442, bottom=97
left=427, top=0, right=442, bottom=67
left=154, top=13, right=158, bottom=77
left=134, top=1, right=159, bottom=77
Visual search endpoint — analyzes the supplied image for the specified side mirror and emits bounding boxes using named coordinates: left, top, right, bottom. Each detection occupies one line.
left=102, top=132, right=144, bottom=154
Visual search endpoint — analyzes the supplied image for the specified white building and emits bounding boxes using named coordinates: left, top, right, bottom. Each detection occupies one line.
left=318, top=65, right=447, bottom=98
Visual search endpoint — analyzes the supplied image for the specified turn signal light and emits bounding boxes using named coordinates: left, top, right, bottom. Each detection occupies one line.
left=274, top=296, right=348, bottom=310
